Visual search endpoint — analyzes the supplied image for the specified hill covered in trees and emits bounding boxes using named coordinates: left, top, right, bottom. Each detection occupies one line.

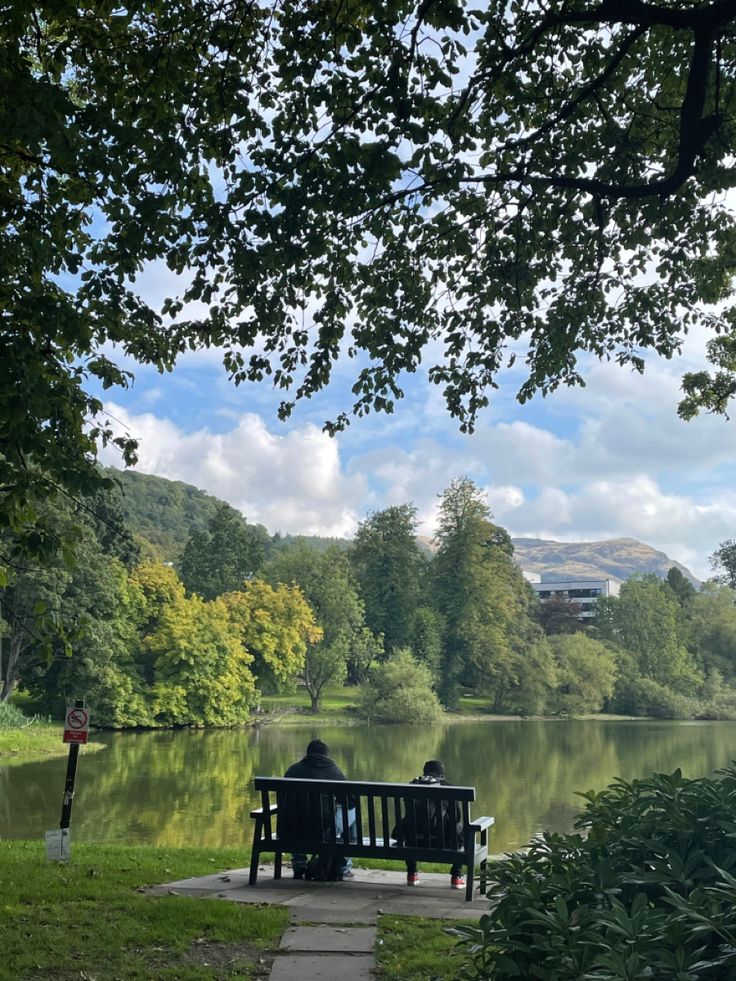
left=106, top=467, right=350, bottom=561
left=110, top=467, right=698, bottom=584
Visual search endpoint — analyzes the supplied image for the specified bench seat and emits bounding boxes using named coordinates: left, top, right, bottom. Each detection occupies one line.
left=248, top=776, right=494, bottom=902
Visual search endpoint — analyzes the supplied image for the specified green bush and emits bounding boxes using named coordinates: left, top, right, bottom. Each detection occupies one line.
left=357, top=647, right=443, bottom=724
left=451, top=764, right=736, bottom=979
left=613, top=674, right=695, bottom=718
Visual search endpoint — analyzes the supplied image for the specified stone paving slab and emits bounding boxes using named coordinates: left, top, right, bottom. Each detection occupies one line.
left=269, top=955, right=374, bottom=981
left=152, top=865, right=490, bottom=920
left=290, top=907, right=378, bottom=925
left=280, top=926, right=376, bottom=953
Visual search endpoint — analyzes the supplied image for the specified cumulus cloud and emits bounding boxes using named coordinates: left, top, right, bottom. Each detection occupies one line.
left=98, top=403, right=367, bottom=538
left=94, top=319, right=736, bottom=581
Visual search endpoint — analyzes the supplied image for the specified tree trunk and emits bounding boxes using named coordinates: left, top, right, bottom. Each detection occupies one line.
left=0, top=608, right=26, bottom=703
left=310, top=691, right=320, bottom=713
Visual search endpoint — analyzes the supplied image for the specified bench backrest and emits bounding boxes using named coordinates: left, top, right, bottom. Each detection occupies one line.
left=254, top=776, right=476, bottom=853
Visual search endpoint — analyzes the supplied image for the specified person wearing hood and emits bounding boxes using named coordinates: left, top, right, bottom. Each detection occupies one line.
left=277, top=738, right=355, bottom=879
left=398, top=759, right=465, bottom=890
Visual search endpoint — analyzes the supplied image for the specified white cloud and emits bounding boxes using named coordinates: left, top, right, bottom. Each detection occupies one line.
left=99, top=403, right=367, bottom=538
left=93, top=318, right=736, bottom=582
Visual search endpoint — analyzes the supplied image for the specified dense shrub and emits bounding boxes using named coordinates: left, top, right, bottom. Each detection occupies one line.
left=451, top=765, right=736, bottom=979
left=613, top=673, right=695, bottom=718
left=357, top=647, right=443, bottom=724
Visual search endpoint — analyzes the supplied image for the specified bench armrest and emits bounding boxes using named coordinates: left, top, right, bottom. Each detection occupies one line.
left=468, top=816, right=494, bottom=833
left=250, top=803, right=278, bottom=819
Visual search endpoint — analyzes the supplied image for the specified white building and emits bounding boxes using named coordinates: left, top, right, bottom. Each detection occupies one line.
left=528, top=578, right=620, bottom=620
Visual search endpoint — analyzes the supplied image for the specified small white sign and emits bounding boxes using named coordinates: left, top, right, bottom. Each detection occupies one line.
left=45, top=828, right=71, bottom=862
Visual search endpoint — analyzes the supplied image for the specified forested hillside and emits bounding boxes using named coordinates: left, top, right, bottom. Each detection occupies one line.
left=107, top=468, right=349, bottom=561
left=110, top=468, right=698, bottom=583
left=105, top=468, right=224, bottom=560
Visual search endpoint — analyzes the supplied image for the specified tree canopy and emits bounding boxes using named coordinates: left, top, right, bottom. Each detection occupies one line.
left=4, top=0, right=736, bottom=551
left=179, top=503, right=269, bottom=600
left=350, top=504, right=424, bottom=655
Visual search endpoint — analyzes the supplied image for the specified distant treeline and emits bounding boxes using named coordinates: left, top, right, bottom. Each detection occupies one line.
left=2, top=475, right=736, bottom=726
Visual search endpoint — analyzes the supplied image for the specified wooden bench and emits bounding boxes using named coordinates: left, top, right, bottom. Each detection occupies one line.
left=248, top=776, right=494, bottom=901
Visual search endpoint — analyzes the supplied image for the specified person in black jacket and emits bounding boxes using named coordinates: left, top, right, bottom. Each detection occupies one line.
left=277, top=738, right=355, bottom=879
left=400, top=760, right=465, bottom=890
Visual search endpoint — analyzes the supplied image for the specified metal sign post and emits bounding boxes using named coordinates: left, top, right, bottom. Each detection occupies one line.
left=60, top=700, right=88, bottom=829
left=46, top=699, right=89, bottom=861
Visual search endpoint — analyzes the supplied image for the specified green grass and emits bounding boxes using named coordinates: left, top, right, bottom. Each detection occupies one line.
left=0, top=724, right=106, bottom=765
left=376, top=915, right=473, bottom=980
left=259, top=685, right=363, bottom=724
left=0, top=842, right=289, bottom=981
left=258, top=685, right=522, bottom=725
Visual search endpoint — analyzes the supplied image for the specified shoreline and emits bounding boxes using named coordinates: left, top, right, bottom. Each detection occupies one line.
left=2, top=710, right=713, bottom=766
left=0, top=725, right=107, bottom=766
left=254, top=709, right=647, bottom=726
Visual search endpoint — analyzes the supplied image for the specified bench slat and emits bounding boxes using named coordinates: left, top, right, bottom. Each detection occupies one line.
left=380, top=796, right=390, bottom=846
left=367, top=795, right=376, bottom=847
left=354, top=794, right=364, bottom=846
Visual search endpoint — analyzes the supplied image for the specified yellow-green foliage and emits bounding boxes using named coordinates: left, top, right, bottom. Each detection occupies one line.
left=134, top=562, right=258, bottom=727
left=221, top=580, right=322, bottom=691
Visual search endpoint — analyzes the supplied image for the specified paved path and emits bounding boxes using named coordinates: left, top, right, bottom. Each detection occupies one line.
left=151, top=864, right=490, bottom=979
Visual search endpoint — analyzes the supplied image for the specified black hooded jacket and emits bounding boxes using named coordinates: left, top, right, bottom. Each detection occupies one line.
left=277, top=753, right=347, bottom=841
left=393, top=775, right=464, bottom=849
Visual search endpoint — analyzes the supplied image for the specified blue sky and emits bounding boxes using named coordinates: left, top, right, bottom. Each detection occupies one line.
left=91, top=285, right=736, bottom=581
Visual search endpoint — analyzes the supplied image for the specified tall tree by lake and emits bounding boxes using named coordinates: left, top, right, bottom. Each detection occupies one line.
left=350, top=504, right=424, bottom=657
left=263, top=544, right=380, bottom=711
left=431, top=477, right=547, bottom=709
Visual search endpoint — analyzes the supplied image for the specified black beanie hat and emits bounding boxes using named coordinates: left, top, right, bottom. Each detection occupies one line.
left=423, top=759, right=445, bottom=778
left=307, top=739, right=329, bottom=756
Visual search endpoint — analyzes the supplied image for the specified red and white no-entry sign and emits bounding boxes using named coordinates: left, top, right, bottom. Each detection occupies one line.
left=63, top=706, right=90, bottom=744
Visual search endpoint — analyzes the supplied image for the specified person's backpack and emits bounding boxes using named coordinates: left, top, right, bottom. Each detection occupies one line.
left=305, top=853, right=343, bottom=881
left=401, top=775, right=463, bottom=848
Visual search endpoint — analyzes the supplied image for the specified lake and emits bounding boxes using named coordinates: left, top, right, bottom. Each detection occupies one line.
left=3, top=719, right=735, bottom=853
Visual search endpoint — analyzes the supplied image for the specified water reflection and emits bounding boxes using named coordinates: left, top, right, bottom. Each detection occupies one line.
left=2, top=720, right=735, bottom=853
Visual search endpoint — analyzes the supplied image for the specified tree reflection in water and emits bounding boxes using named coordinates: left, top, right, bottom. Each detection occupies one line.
left=3, top=720, right=735, bottom=852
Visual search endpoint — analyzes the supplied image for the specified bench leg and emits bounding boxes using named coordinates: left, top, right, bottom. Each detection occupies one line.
left=465, top=868, right=474, bottom=902
left=249, top=843, right=261, bottom=886
left=479, top=828, right=488, bottom=895
left=249, top=819, right=263, bottom=886
left=274, top=851, right=282, bottom=880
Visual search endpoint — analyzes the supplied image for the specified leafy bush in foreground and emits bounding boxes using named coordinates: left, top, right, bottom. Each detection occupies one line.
left=451, top=765, right=736, bottom=979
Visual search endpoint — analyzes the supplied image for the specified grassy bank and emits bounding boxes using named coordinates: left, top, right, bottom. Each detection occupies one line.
left=0, top=842, right=469, bottom=980
left=259, top=686, right=525, bottom=725
left=1, top=700, right=106, bottom=766
left=0, top=723, right=107, bottom=766
left=259, top=685, right=364, bottom=725
left=0, top=841, right=289, bottom=980
left=258, top=686, right=641, bottom=725
left=376, top=915, right=471, bottom=980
